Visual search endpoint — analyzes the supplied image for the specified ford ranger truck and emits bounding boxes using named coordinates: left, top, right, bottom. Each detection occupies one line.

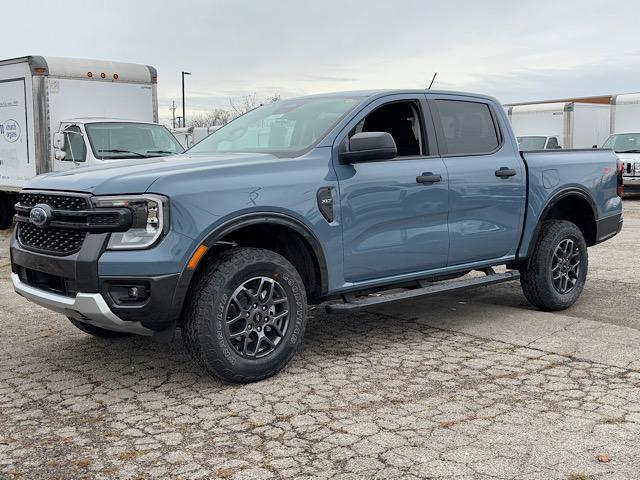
left=10, top=90, right=624, bottom=383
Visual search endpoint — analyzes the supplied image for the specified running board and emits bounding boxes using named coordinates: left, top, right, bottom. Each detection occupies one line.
left=325, top=270, right=520, bottom=313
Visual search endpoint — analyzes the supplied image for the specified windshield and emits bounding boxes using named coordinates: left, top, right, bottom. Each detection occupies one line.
left=188, top=96, right=362, bottom=157
left=602, top=133, right=640, bottom=153
left=517, top=136, right=547, bottom=151
left=85, top=122, right=185, bottom=160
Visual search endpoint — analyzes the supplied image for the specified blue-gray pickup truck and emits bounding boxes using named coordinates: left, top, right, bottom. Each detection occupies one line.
left=10, top=90, right=624, bottom=382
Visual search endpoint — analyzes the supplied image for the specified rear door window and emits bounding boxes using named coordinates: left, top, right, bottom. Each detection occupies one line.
left=434, top=100, right=500, bottom=155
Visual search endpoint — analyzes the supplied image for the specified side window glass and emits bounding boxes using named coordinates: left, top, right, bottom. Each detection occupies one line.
left=435, top=100, right=500, bottom=155
left=350, top=101, right=425, bottom=157
left=63, top=126, right=86, bottom=162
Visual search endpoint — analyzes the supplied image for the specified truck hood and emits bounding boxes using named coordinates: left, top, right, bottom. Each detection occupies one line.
left=24, top=153, right=281, bottom=194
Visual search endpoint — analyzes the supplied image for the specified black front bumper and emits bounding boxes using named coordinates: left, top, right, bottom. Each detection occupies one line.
left=10, top=232, right=180, bottom=334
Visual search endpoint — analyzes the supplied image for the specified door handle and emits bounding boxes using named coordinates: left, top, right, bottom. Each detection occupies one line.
left=495, top=167, right=517, bottom=178
left=416, top=173, right=442, bottom=184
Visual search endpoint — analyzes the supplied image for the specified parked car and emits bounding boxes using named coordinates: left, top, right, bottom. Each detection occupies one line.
left=0, top=56, right=183, bottom=228
left=507, top=102, right=611, bottom=150
left=10, top=89, right=623, bottom=383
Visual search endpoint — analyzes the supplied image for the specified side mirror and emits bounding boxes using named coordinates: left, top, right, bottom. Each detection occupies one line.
left=340, top=132, right=397, bottom=164
left=53, top=132, right=65, bottom=149
left=55, top=149, right=66, bottom=160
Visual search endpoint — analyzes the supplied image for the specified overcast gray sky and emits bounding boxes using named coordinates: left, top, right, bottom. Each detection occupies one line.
left=6, top=0, right=639, bottom=123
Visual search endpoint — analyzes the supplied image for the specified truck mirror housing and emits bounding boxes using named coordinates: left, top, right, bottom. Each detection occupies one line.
left=340, top=132, right=397, bottom=164
left=53, top=132, right=65, bottom=149
left=54, top=149, right=66, bottom=161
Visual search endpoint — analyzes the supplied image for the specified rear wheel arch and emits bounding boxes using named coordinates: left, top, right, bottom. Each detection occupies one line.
left=526, top=189, right=598, bottom=258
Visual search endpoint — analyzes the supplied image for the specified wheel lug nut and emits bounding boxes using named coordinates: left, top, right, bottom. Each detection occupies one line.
left=262, top=306, right=266, bottom=311
left=253, top=303, right=257, bottom=308
left=247, top=324, right=252, bottom=330
left=246, top=312, right=250, bottom=317
left=257, top=326, right=262, bottom=332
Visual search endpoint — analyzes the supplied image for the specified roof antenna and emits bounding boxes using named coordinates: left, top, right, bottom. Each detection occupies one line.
left=427, top=72, right=438, bottom=90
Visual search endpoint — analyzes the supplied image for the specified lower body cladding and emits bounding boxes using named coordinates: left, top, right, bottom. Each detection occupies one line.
left=10, top=231, right=185, bottom=339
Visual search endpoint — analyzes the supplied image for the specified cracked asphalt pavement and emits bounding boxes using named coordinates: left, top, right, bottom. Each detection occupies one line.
left=1, top=200, right=639, bottom=480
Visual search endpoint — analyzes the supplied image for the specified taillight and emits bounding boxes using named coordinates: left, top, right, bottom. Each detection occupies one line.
left=617, top=159, right=624, bottom=197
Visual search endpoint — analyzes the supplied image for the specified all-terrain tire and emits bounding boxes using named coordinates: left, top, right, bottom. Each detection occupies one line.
left=520, top=220, right=588, bottom=311
left=67, top=317, right=132, bottom=338
left=182, top=247, right=307, bottom=383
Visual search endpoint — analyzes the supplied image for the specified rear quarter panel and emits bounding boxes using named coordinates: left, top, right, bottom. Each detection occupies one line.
left=518, top=149, right=622, bottom=257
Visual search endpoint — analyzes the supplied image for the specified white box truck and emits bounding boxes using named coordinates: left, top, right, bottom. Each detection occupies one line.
left=604, top=93, right=640, bottom=191
left=507, top=102, right=611, bottom=151
left=0, top=56, right=184, bottom=227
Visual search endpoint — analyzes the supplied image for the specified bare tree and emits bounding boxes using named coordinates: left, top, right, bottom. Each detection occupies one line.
left=229, top=93, right=280, bottom=116
left=187, top=108, right=234, bottom=128
left=229, top=93, right=260, bottom=116
left=188, top=94, right=281, bottom=128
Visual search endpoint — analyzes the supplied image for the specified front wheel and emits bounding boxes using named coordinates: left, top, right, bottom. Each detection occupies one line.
left=182, top=247, right=307, bottom=383
left=520, top=220, right=588, bottom=311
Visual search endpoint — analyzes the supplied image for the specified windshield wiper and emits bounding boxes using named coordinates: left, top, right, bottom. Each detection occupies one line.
left=146, top=150, right=177, bottom=155
left=98, top=149, right=150, bottom=158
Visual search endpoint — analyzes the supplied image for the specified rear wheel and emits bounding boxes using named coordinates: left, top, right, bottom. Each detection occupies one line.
left=519, top=220, right=588, bottom=311
left=67, top=317, right=131, bottom=338
left=182, top=247, right=307, bottom=383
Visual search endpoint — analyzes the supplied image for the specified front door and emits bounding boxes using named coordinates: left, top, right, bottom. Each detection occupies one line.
left=334, top=95, right=450, bottom=283
left=430, top=96, right=526, bottom=266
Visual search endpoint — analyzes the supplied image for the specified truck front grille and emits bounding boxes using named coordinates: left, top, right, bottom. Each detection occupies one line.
left=19, top=192, right=89, bottom=211
left=15, top=191, right=132, bottom=256
left=17, top=223, right=86, bottom=255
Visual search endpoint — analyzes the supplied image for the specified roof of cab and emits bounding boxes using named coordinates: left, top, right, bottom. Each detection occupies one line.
left=60, top=117, right=158, bottom=125
left=290, top=89, right=499, bottom=102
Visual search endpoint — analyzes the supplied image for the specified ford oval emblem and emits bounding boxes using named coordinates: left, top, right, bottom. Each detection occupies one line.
left=30, top=204, right=51, bottom=228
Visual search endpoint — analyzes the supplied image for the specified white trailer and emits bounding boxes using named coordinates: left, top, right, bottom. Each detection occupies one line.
left=507, top=102, right=611, bottom=151
left=0, top=56, right=183, bottom=227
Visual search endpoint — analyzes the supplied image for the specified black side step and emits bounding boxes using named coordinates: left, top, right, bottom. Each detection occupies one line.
left=325, top=270, right=520, bottom=313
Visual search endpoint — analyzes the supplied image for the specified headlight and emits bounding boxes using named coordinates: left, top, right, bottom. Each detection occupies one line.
left=92, top=195, right=167, bottom=250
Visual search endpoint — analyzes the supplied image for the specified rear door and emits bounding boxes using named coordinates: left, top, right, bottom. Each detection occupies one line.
left=429, top=96, right=526, bottom=266
left=334, top=94, right=449, bottom=283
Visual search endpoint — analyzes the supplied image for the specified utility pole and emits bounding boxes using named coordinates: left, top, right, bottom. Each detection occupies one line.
left=181, top=71, right=191, bottom=127
left=170, top=100, right=176, bottom=128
